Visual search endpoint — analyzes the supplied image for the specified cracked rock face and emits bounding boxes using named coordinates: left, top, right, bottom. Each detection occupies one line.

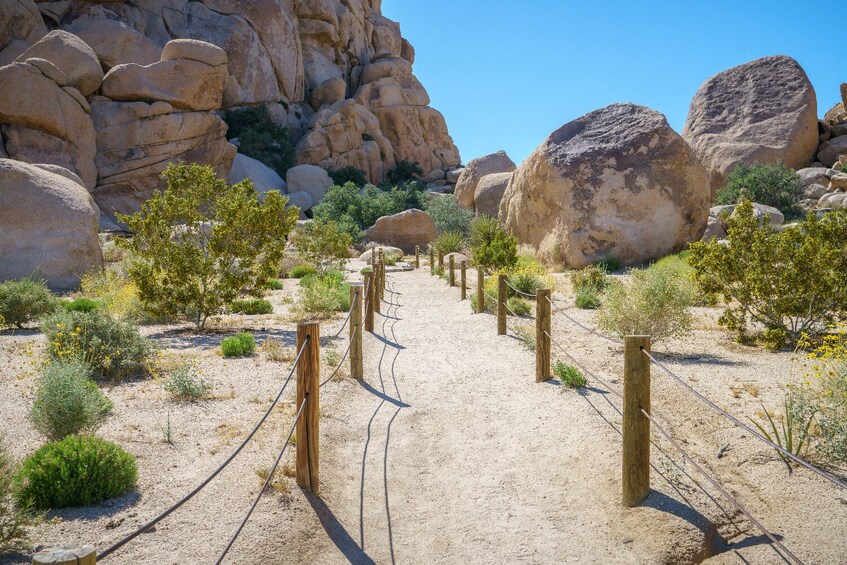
left=500, top=103, right=710, bottom=268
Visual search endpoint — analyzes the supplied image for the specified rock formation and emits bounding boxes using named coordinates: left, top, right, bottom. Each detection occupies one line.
left=500, top=103, right=710, bottom=268
left=474, top=172, right=513, bottom=217
left=365, top=209, right=436, bottom=254
left=454, top=151, right=516, bottom=209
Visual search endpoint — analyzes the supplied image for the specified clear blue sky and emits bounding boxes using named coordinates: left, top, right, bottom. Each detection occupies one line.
left=383, top=0, right=844, bottom=166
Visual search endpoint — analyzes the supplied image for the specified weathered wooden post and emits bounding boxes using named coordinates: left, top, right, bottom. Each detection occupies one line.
left=33, top=547, right=96, bottom=565
left=438, top=250, right=444, bottom=270
left=622, top=335, right=651, bottom=507
left=497, top=274, right=507, bottom=335
left=460, top=261, right=467, bottom=300
left=449, top=254, right=456, bottom=287
left=379, top=256, right=386, bottom=300
left=429, top=248, right=435, bottom=275
left=350, top=284, right=363, bottom=379
left=535, top=289, right=551, bottom=382
left=415, top=245, right=420, bottom=268
left=371, top=246, right=376, bottom=265
left=477, top=267, right=485, bottom=313
left=364, top=271, right=375, bottom=332
left=374, top=263, right=382, bottom=314
left=296, top=322, right=320, bottom=494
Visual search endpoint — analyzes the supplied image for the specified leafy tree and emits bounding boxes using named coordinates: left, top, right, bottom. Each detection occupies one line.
left=387, top=160, right=423, bottom=184
left=425, top=194, right=473, bottom=236
left=292, top=220, right=353, bottom=275
left=689, top=200, right=847, bottom=348
left=469, top=216, right=517, bottom=270
left=715, top=162, right=804, bottom=219
left=329, top=166, right=368, bottom=187
left=117, top=163, right=297, bottom=329
left=222, top=106, right=295, bottom=177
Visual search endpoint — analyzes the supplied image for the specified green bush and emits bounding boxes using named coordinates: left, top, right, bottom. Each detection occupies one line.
left=595, top=257, right=621, bottom=273
left=1, top=435, right=33, bottom=553
left=30, top=361, right=113, bottom=441
left=41, top=309, right=152, bottom=381
left=222, top=106, right=295, bottom=177
left=230, top=299, right=273, bottom=315
left=554, top=361, right=587, bottom=388
left=0, top=276, right=56, bottom=328
left=689, top=200, right=847, bottom=348
left=434, top=232, right=465, bottom=255
left=387, top=160, right=423, bottom=184
left=79, top=268, right=153, bottom=325
left=508, top=271, right=544, bottom=297
left=63, top=297, right=101, bottom=313
left=14, top=436, right=137, bottom=510
left=289, top=264, right=318, bottom=279
left=265, top=279, right=284, bottom=290
left=329, top=166, right=368, bottom=187
left=572, top=265, right=609, bottom=294
left=507, top=297, right=531, bottom=316
left=292, top=220, right=352, bottom=275
left=575, top=289, right=601, bottom=310
left=597, top=262, right=694, bottom=342
left=117, top=163, right=296, bottom=329
left=425, top=194, right=473, bottom=236
left=298, top=273, right=351, bottom=317
left=221, top=332, right=256, bottom=358
left=163, top=364, right=213, bottom=401
left=469, top=216, right=517, bottom=270
left=715, top=162, right=804, bottom=219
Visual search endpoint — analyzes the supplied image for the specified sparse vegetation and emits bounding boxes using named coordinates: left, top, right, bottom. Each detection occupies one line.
left=0, top=276, right=56, bottom=329
left=163, top=364, right=213, bottom=401
left=507, top=297, right=532, bottom=317
left=425, top=194, right=473, bottom=236
left=289, top=264, right=318, bottom=279
left=387, top=160, right=423, bottom=184
left=572, top=265, right=609, bottom=310
left=292, top=220, right=352, bottom=275
left=222, top=105, right=295, bottom=177
left=265, top=279, right=284, bottom=291
left=297, top=270, right=351, bottom=317
left=329, top=166, right=368, bottom=187
left=715, top=162, right=804, bottom=219
left=469, top=216, right=518, bottom=270
left=434, top=232, right=465, bottom=256
left=63, top=297, right=101, bottom=313
left=221, top=333, right=256, bottom=358
left=1, top=435, right=34, bottom=553
left=230, top=299, right=273, bottom=316
left=79, top=268, right=152, bottom=324
left=262, top=338, right=294, bottom=363
left=554, top=361, right=587, bottom=388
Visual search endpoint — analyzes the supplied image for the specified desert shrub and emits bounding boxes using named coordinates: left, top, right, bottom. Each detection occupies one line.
left=572, top=265, right=609, bottom=294
left=0, top=276, right=56, bottom=328
left=297, top=272, right=350, bottom=317
left=653, top=251, right=711, bottom=307
left=265, top=279, right=284, bottom=290
left=221, top=332, right=256, bottom=358
left=715, top=162, right=804, bottom=219
left=79, top=269, right=152, bottom=324
left=1, top=435, right=33, bottom=553
left=469, top=216, right=517, bottom=270
left=163, top=363, right=213, bottom=401
left=30, top=361, right=113, bottom=441
left=329, top=166, right=367, bottom=187
left=689, top=200, right=847, bottom=348
left=434, top=232, right=465, bottom=255
left=117, top=163, right=296, bottom=329
left=507, top=297, right=531, bottom=316
left=222, top=106, right=295, bottom=177
left=387, top=160, right=423, bottom=184
left=289, top=264, right=318, bottom=279
left=554, top=361, right=587, bottom=388
left=63, top=298, right=101, bottom=313
left=230, top=299, right=273, bottom=315
left=508, top=272, right=543, bottom=297
left=41, top=309, right=152, bottom=381
left=291, top=220, right=352, bottom=275
left=425, top=194, right=473, bottom=236
left=597, top=262, right=694, bottom=342
left=575, top=290, right=601, bottom=310
left=595, top=257, right=621, bottom=272
left=14, top=436, right=137, bottom=510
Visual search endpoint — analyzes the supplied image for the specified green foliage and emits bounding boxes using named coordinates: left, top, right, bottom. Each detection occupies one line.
left=289, top=264, right=318, bottom=279
left=572, top=266, right=609, bottom=295
left=425, top=194, right=473, bottom=236
left=80, top=268, right=152, bottom=325
left=653, top=251, right=711, bottom=307
left=221, top=333, right=256, bottom=358
left=0, top=276, right=56, bottom=329
left=265, top=279, right=284, bottom=290
left=222, top=106, right=295, bottom=177
left=163, top=364, right=213, bottom=401
left=311, top=181, right=426, bottom=243
left=689, top=200, right=847, bottom=348
left=63, top=298, right=101, bottom=313
left=41, top=309, right=152, bottom=381
left=597, top=262, right=694, bottom=342
left=387, top=160, right=423, bottom=184
left=507, top=297, right=531, bottom=316
left=1, top=435, right=33, bottom=553
left=230, top=299, right=273, bottom=315
left=434, top=232, right=465, bottom=255
left=329, top=166, right=368, bottom=187
left=117, top=163, right=297, bottom=329
left=30, top=361, right=113, bottom=441
left=751, top=397, right=814, bottom=465
left=575, top=290, right=601, bottom=310
left=554, top=361, right=587, bottom=388
left=715, top=162, right=804, bottom=219
left=508, top=271, right=544, bottom=297
left=14, top=436, right=137, bottom=510
left=469, top=216, right=517, bottom=270
left=595, top=257, right=621, bottom=272
left=292, top=220, right=352, bottom=275
left=297, top=272, right=351, bottom=317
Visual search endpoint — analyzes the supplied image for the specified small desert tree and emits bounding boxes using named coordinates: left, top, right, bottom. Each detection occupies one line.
left=292, top=220, right=352, bottom=275
left=117, top=163, right=297, bottom=329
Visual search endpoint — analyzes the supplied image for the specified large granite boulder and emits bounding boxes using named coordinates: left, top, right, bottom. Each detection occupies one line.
left=454, top=151, right=516, bottom=209
left=817, top=136, right=847, bottom=167
left=364, top=209, right=436, bottom=254
left=15, top=30, right=103, bottom=96
left=474, top=172, right=513, bottom=217
left=0, top=159, right=102, bottom=290
left=64, top=15, right=160, bottom=71
left=0, top=0, right=45, bottom=52
left=228, top=153, right=287, bottom=195
left=682, top=55, right=819, bottom=196
left=286, top=164, right=333, bottom=203
left=500, top=103, right=710, bottom=268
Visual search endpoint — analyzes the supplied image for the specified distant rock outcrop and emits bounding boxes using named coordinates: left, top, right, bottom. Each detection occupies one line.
left=365, top=209, right=436, bottom=254
left=454, top=151, right=516, bottom=209
left=500, top=103, right=710, bottom=268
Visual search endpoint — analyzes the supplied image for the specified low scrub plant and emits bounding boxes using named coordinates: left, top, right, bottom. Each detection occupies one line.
left=222, top=106, right=295, bottom=177
left=425, top=194, right=473, bottom=236
left=1, top=435, right=33, bottom=553
left=265, top=279, right=284, bottom=291
left=715, top=162, right=804, bottom=219
left=387, top=160, right=423, bottom=184
left=595, top=257, right=621, bottom=273
left=292, top=220, right=352, bottom=275
left=689, top=200, right=847, bottom=348
left=554, top=361, right=587, bottom=388
left=469, top=216, right=517, bottom=270
left=434, top=232, right=465, bottom=255
left=163, top=364, right=213, bottom=401
left=79, top=268, right=152, bottom=324
left=575, top=290, right=601, bottom=310
left=221, top=333, right=256, bottom=358
left=41, top=309, right=153, bottom=381
left=262, top=338, right=294, bottom=363
left=0, top=276, right=56, bottom=329
left=751, top=397, right=814, bottom=467
left=597, top=262, right=694, bottom=342
left=30, top=361, right=113, bottom=441
left=572, top=265, right=609, bottom=310
left=14, top=435, right=137, bottom=510
left=329, top=166, right=368, bottom=187
left=289, top=264, right=318, bottom=279
left=230, top=299, right=273, bottom=315
left=507, top=297, right=532, bottom=317
left=298, top=271, right=351, bottom=317
left=63, top=298, right=101, bottom=313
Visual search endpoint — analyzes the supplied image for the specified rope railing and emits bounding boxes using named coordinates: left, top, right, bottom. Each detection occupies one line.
left=546, top=295, right=623, bottom=345
left=320, top=326, right=358, bottom=387
left=329, top=292, right=358, bottom=338
left=504, top=279, right=537, bottom=299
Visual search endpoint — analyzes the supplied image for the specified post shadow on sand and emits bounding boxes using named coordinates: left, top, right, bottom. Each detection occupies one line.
left=304, top=491, right=377, bottom=565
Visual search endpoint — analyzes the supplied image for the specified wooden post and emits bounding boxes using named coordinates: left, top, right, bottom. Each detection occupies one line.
left=350, top=284, right=363, bottom=379
left=33, top=547, right=96, bottom=565
left=535, top=289, right=551, bottom=382
left=380, top=256, right=386, bottom=299
left=415, top=245, right=420, bottom=268
left=364, top=271, right=374, bottom=332
left=296, top=322, right=320, bottom=494
left=477, top=268, right=485, bottom=314
left=622, top=335, right=651, bottom=507
left=497, top=274, right=507, bottom=335
left=449, top=254, right=455, bottom=287
left=438, top=251, right=444, bottom=270
left=429, top=248, right=435, bottom=274
left=460, top=261, right=467, bottom=300
left=374, top=263, right=382, bottom=314
left=371, top=247, right=376, bottom=265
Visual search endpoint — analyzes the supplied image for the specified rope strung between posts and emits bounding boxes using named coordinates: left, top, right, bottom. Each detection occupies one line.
left=641, top=348, right=847, bottom=491
left=546, top=295, right=624, bottom=346
left=320, top=326, right=358, bottom=387
left=329, top=292, right=358, bottom=338
left=504, top=279, right=537, bottom=299
left=545, top=330, right=622, bottom=400
left=97, top=338, right=311, bottom=561
left=214, top=396, right=308, bottom=564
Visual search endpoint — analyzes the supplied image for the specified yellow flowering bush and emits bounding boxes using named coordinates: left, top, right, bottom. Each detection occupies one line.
left=80, top=269, right=152, bottom=324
